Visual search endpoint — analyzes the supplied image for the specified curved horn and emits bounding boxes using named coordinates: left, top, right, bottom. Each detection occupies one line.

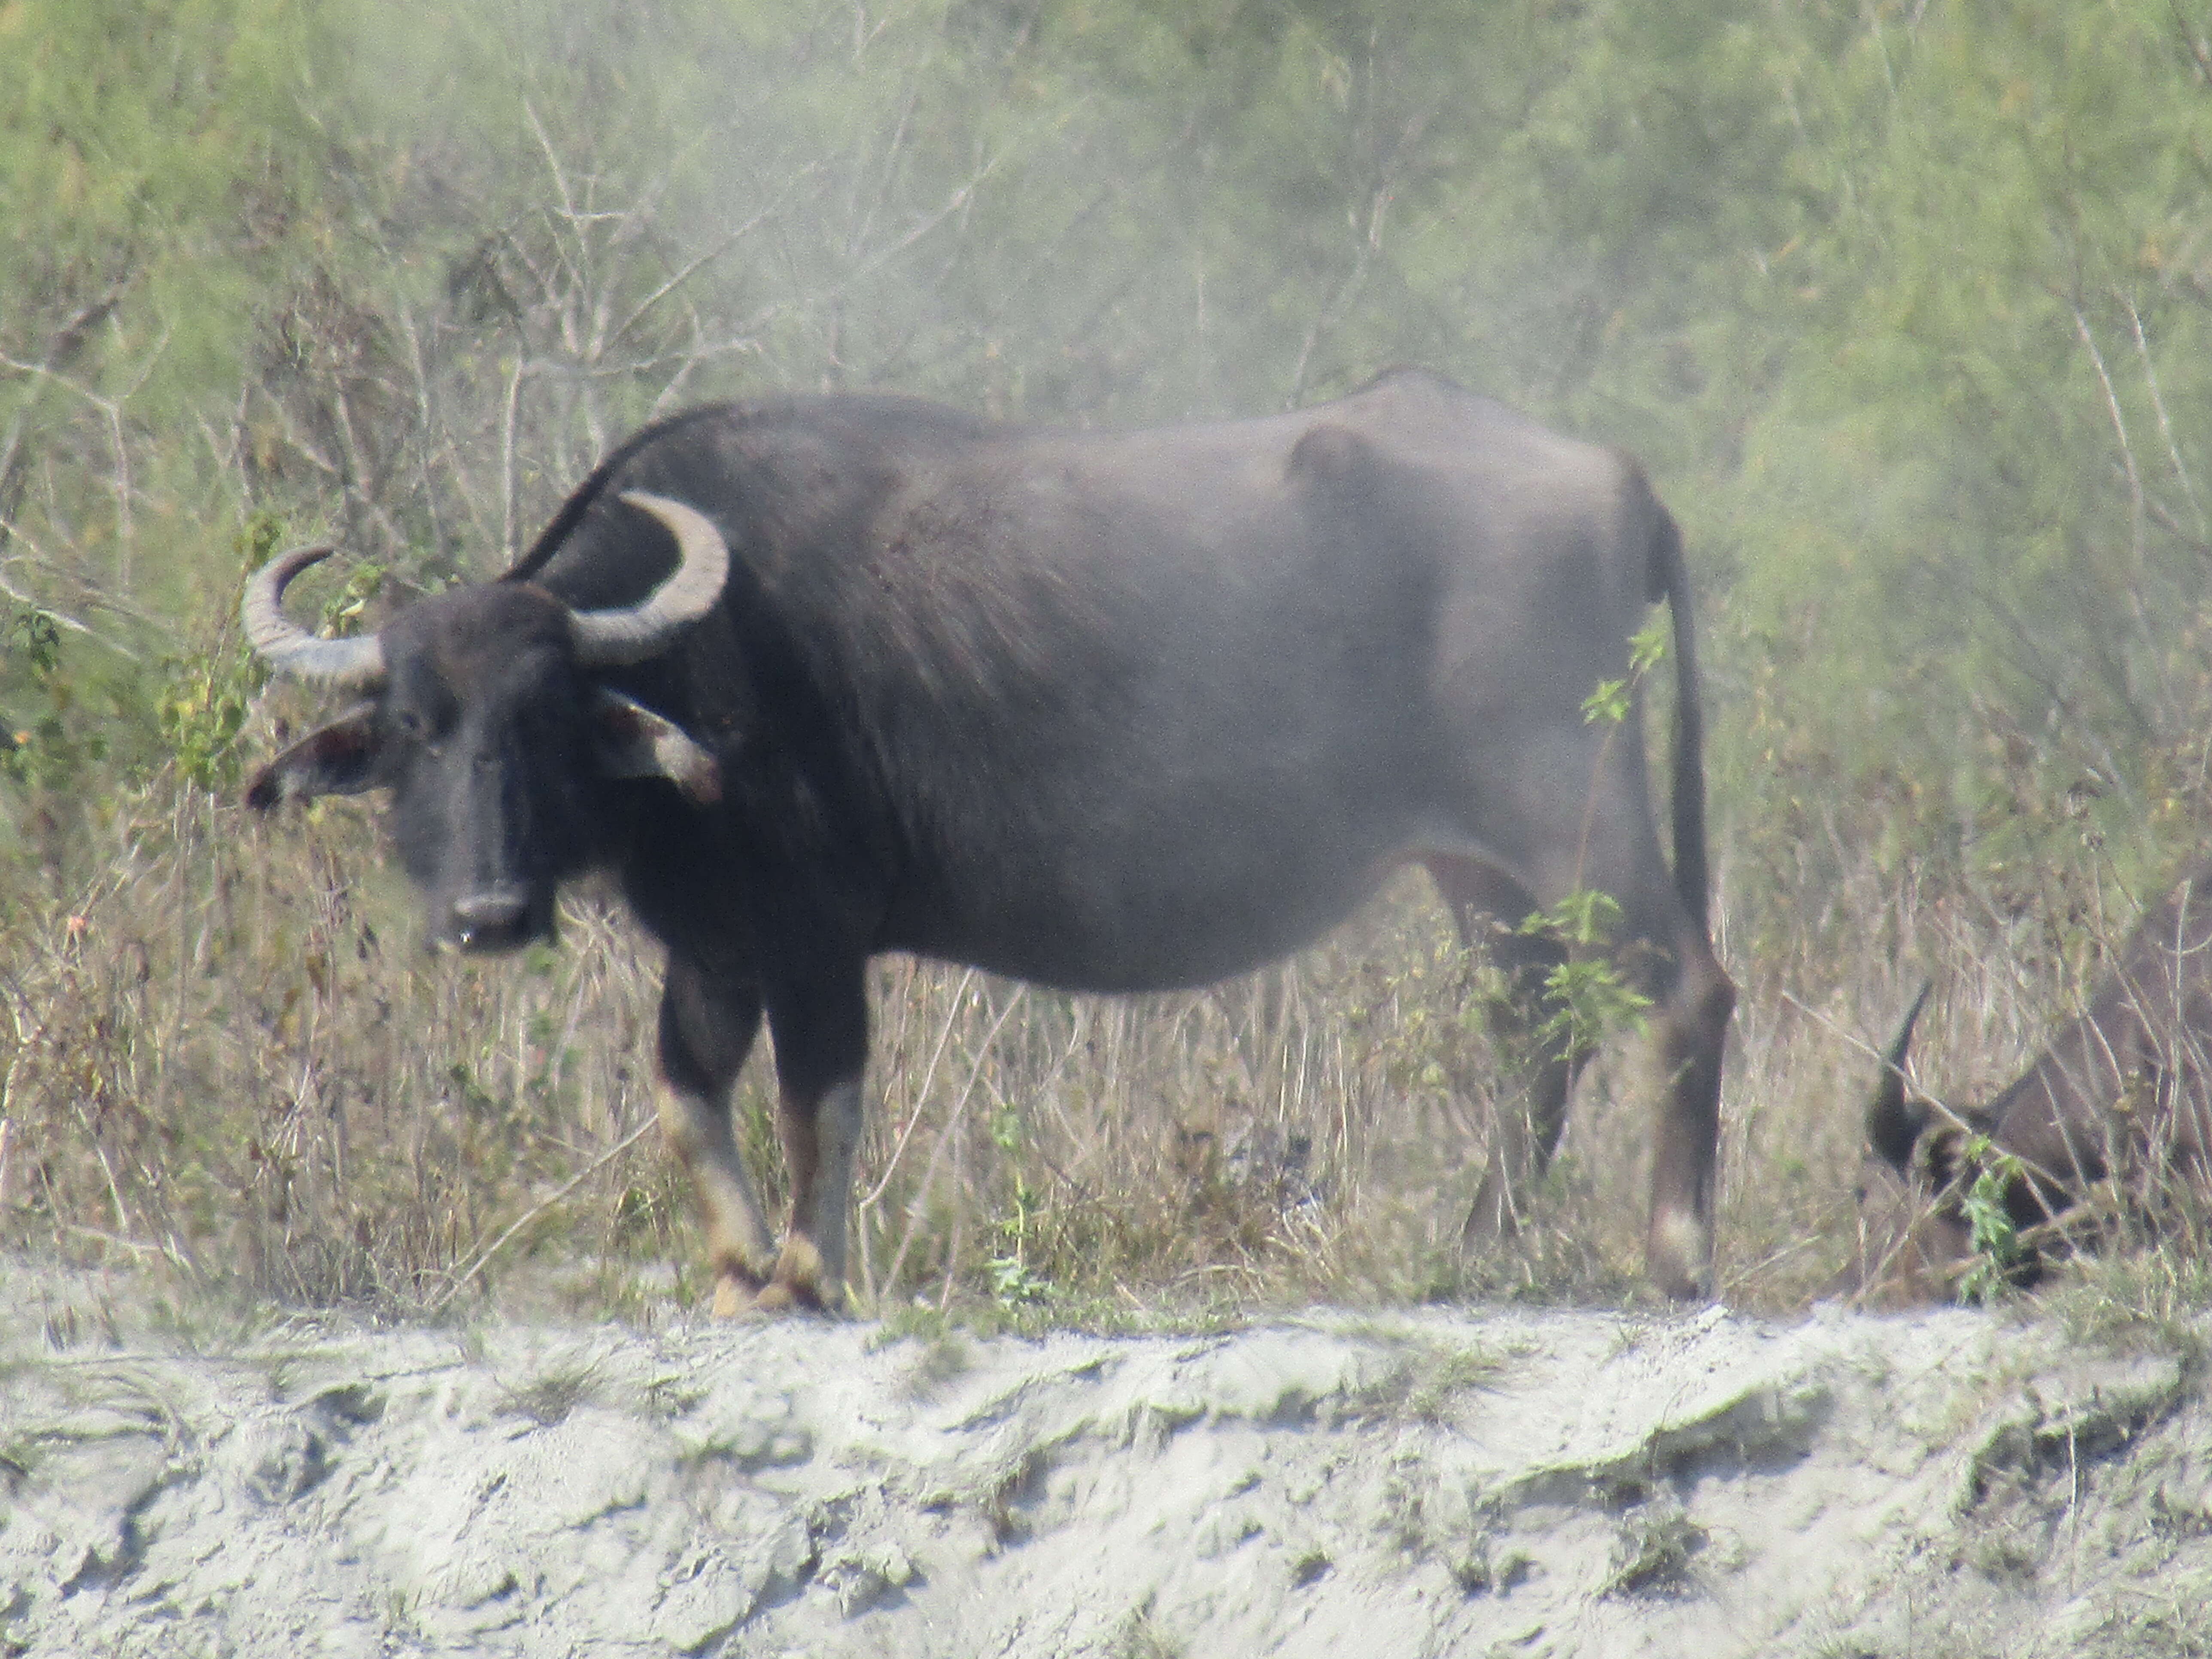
left=568, top=491, right=730, bottom=667
left=1866, top=978, right=1934, bottom=1175
left=241, top=546, right=387, bottom=689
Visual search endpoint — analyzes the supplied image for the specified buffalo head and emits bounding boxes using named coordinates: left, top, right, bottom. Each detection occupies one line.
left=242, top=491, right=728, bottom=952
left=1851, top=980, right=2104, bottom=1303
left=1850, top=983, right=1991, bottom=1300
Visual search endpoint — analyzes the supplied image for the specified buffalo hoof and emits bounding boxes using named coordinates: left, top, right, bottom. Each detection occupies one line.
left=752, top=1277, right=844, bottom=1317
left=1646, top=1209, right=1715, bottom=1301
left=747, top=1236, right=846, bottom=1316
left=752, top=1281, right=800, bottom=1314
left=708, top=1264, right=772, bottom=1319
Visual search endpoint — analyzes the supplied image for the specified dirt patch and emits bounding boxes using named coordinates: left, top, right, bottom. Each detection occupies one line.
left=2, top=1261, right=2209, bottom=1656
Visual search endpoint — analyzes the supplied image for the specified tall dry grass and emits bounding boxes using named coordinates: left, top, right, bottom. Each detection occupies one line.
left=3, top=729, right=2210, bottom=1328
left=0, top=757, right=1526, bottom=1321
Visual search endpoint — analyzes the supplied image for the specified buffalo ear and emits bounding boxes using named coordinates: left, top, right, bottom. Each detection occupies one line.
left=590, top=689, right=722, bottom=805
left=245, top=703, right=387, bottom=810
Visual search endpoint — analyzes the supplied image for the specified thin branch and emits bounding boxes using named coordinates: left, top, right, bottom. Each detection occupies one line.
left=388, top=290, right=444, bottom=534
left=0, top=563, right=111, bottom=651
left=0, top=344, right=143, bottom=587
left=740, top=142, right=1018, bottom=349
left=2072, top=302, right=2144, bottom=561
left=1286, top=125, right=1423, bottom=410
left=3, top=556, right=166, bottom=647
left=860, top=968, right=977, bottom=1216
left=850, top=82, right=922, bottom=260
left=872, top=984, right=1027, bottom=1302
left=500, top=355, right=527, bottom=562
left=104, top=325, right=168, bottom=589
left=605, top=171, right=819, bottom=358
left=330, top=382, right=411, bottom=561
left=2173, top=0, right=2212, bottom=86
left=2121, top=292, right=2205, bottom=538
left=524, top=99, right=583, bottom=233
left=249, top=381, right=343, bottom=479
left=2142, top=483, right=2212, bottom=559
left=0, top=285, right=127, bottom=557
left=0, top=549, right=146, bottom=661
left=428, top=1113, right=659, bottom=1311
left=2071, top=301, right=2160, bottom=681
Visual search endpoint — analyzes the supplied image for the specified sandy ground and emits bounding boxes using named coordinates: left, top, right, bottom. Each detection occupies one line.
left=2, top=1260, right=2209, bottom=1658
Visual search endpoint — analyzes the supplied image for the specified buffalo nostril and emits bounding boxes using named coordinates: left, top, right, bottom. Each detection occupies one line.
left=453, top=889, right=528, bottom=936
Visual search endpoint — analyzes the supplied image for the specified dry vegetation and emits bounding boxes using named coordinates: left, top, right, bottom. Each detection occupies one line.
left=6, top=738, right=2211, bottom=1331
left=10, top=1, right=2212, bottom=1336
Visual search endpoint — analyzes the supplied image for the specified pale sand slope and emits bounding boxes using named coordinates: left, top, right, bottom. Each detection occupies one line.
left=2, top=1259, right=2208, bottom=1658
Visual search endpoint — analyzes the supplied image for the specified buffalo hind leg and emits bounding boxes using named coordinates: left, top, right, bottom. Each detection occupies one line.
left=656, top=961, right=776, bottom=1316
left=758, top=971, right=870, bottom=1313
left=1642, top=928, right=1734, bottom=1298
left=1427, top=857, right=1580, bottom=1245
left=1434, top=817, right=1734, bottom=1298
left=1561, top=821, right=1735, bottom=1300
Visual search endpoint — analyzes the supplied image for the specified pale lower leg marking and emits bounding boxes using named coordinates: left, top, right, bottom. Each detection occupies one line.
left=1649, top=1206, right=1712, bottom=1295
left=1646, top=972, right=1730, bottom=1299
left=656, top=1076, right=775, bottom=1288
left=773, top=1076, right=865, bottom=1306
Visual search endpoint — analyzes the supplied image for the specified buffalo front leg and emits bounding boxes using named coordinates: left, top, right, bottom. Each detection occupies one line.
left=759, top=972, right=870, bottom=1313
left=656, top=961, right=776, bottom=1317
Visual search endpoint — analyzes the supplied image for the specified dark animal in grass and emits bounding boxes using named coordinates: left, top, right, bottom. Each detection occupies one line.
left=241, top=368, right=1735, bottom=1312
left=1853, top=857, right=2212, bottom=1302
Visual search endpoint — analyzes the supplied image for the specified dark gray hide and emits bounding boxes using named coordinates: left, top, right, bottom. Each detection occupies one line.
left=244, top=369, right=1735, bottom=1310
left=1854, top=856, right=2212, bottom=1302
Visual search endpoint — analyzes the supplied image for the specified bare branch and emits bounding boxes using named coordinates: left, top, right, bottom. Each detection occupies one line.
left=0, top=528, right=175, bottom=644
left=0, top=553, right=143, bottom=662
left=850, top=1, right=897, bottom=61
left=2069, top=299, right=2162, bottom=689
left=2072, top=303, right=2143, bottom=557
left=329, top=382, right=412, bottom=561
left=849, top=83, right=923, bottom=260
left=2121, top=291, right=2205, bottom=538
left=389, top=292, right=457, bottom=558
left=735, top=147, right=1014, bottom=347
left=2173, top=0, right=2212, bottom=86
left=605, top=170, right=819, bottom=359
left=2142, top=480, right=2212, bottom=559
left=524, top=99, right=582, bottom=231
left=249, top=382, right=343, bottom=479
left=499, top=355, right=529, bottom=562
left=0, top=341, right=155, bottom=588
left=0, top=285, right=128, bottom=557
left=427, top=1112, right=659, bottom=1311
left=194, top=410, right=241, bottom=496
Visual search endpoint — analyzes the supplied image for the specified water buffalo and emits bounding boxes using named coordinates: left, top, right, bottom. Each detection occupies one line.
left=243, top=368, right=1735, bottom=1310
left=1853, top=857, right=2212, bottom=1300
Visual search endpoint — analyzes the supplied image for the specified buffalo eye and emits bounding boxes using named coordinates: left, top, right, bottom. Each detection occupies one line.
left=392, top=707, right=448, bottom=759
